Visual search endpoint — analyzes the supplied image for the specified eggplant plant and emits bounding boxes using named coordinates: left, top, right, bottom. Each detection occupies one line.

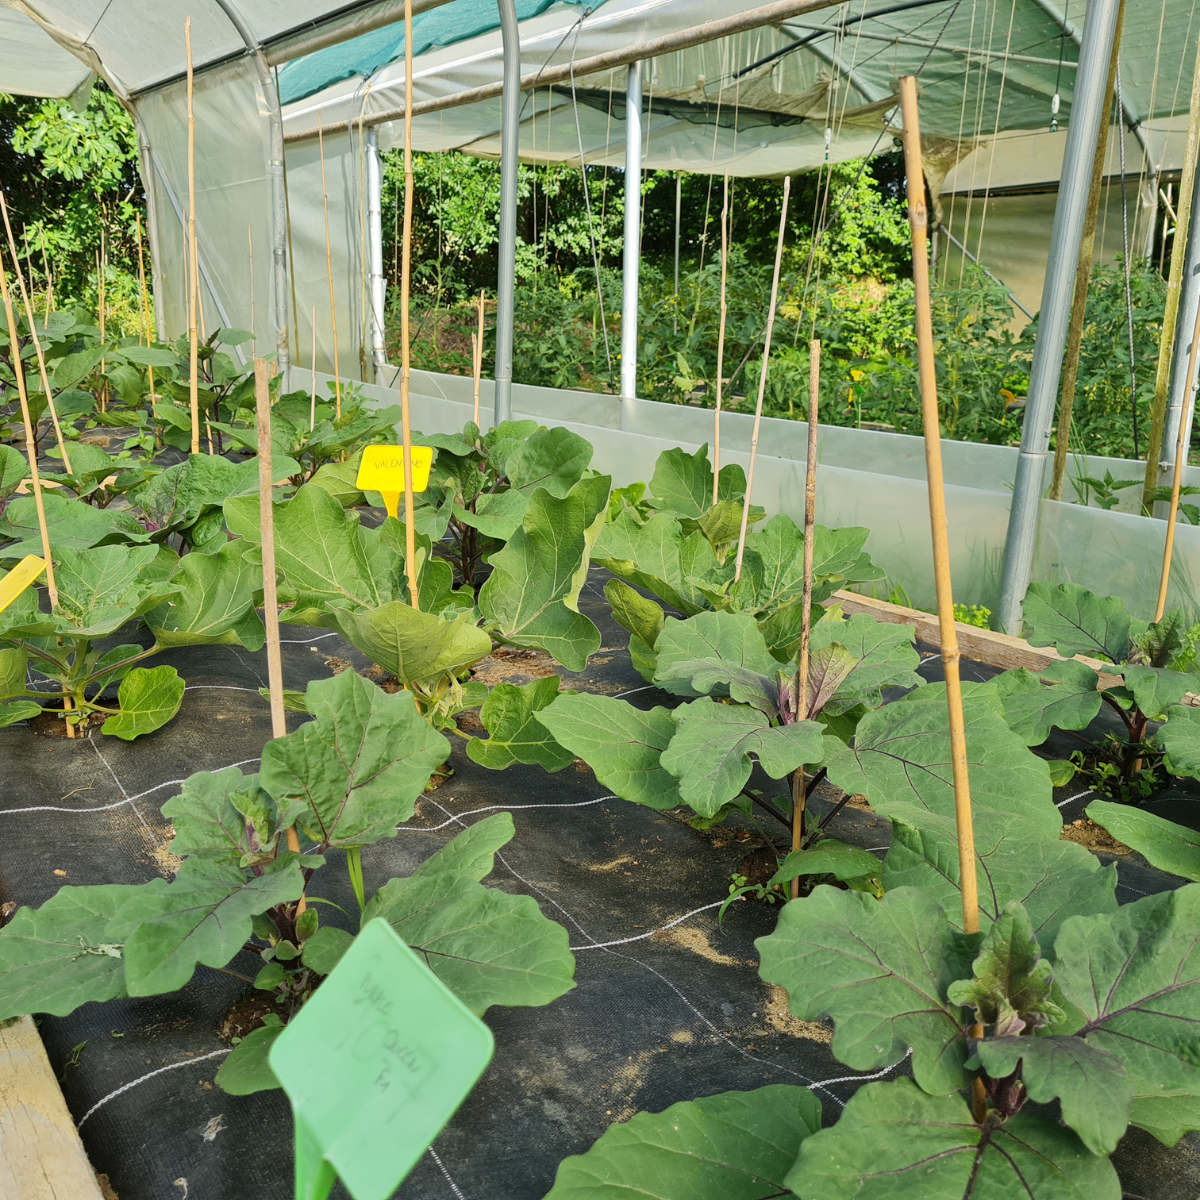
left=533, top=605, right=923, bottom=838
left=234, top=457, right=610, bottom=731
left=541, top=647, right=1200, bottom=1199
left=0, top=669, right=576, bottom=1096
left=595, top=445, right=884, bottom=671
left=991, top=582, right=1200, bottom=799
left=0, top=538, right=265, bottom=737
left=398, top=418, right=600, bottom=594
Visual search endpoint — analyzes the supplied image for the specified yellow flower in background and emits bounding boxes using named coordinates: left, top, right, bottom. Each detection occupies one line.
left=850, top=368, right=865, bottom=382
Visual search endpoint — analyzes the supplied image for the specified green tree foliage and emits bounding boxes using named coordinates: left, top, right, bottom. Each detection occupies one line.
left=0, top=82, right=144, bottom=332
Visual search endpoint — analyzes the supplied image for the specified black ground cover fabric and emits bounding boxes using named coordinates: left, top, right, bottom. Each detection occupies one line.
left=0, top=572, right=1196, bottom=1198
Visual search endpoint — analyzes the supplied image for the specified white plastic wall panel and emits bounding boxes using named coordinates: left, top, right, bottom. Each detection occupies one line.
left=0, top=6, right=90, bottom=97
left=137, top=59, right=276, bottom=352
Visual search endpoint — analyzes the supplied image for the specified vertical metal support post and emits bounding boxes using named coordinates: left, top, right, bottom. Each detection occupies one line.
left=996, top=0, right=1123, bottom=635
left=620, top=61, right=643, bottom=424
left=494, top=0, right=520, bottom=428
left=1157, top=172, right=1200, bottom=513
left=366, top=126, right=388, bottom=381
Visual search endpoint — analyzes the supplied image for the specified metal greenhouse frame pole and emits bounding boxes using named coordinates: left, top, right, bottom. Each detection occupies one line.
left=495, top=0, right=521, bottom=427
left=366, top=126, right=388, bottom=382
left=996, top=0, right=1123, bottom=636
left=620, top=61, right=643, bottom=424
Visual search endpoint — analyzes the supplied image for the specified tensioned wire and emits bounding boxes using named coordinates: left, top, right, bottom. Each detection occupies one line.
left=968, top=0, right=1018, bottom=263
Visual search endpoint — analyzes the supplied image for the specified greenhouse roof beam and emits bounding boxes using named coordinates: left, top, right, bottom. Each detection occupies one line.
left=780, top=25, right=1080, bottom=70
left=1025, top=0, right=1151, bottom=164
left=283, top=0, right=855, bottom=142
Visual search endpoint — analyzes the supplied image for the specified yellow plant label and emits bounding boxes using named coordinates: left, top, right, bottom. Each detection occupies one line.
left=356, top=445, right=434, bottom=520
left=0, top=556, right=45, bottom=616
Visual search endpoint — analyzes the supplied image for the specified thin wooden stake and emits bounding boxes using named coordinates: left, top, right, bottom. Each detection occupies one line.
left=96, top=245, right=106, bottom=412
left=39, top=228, right=53, bottom=323
left=713, top=174, right=729, bottom=505
left=398, top=0, right=419, bottom=607
left=790, top=338, right=821, bottom=899
left=255, top=358, right=304, bottom=897
left=135, top=212, right=157, bottom=404
left=0, top=248, right=57, bottom=610
left=900, top=76, right=983, bottom=1121
left=0, top=192, right=71, bottom=475
left=734, top=177, right=790, bottom=583
left=1155, top=297, right=1200, bottom=620
left=248, top=224, right=255, bottom=353
left=317, top=115, right=343, bottom=420
left=186, top=17, right=200, bottom=455
left=473, top=288, right=485, bottom=429
left=310, top=306, right=318, bottom=431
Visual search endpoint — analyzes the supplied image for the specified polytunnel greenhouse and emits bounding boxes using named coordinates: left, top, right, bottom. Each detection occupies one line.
left=6, top=0, right=1200, bottom=1196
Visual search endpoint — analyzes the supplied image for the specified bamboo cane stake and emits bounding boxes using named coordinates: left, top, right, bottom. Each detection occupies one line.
left=317, top=115, right=343, bottom=420
left=310, top=306, right=318, bottom=432
left=790, top=338, right=821, bottom=899
left=186, top=17, right=200, bottom=455
left=1050, top=0, right=1126, bottom=501
left=0, top=249, right=57, bottom=611
left=0, top=193, right=71, bottom=476
left=39, top=229, right=52, bottom=324
left=900, top=76, right=983, bottom=1121
left=398, top=0, right=420, bottom=607
left=1154, top=298, right=1200, bottom=620
left=96, top=240, right=106, bottom=413
left=472, top=288, right=485, bottom=429
left=734, top=177, right=790, bottom=583
left=899, top=76, right=980, bottom=926
left=713, top=174, right=730, bottom=505
left=255, top=359, right=303, bottom=889
left=1145, top=38, right=1200, bottom=511
left=135, top=212, right=157, bottom=405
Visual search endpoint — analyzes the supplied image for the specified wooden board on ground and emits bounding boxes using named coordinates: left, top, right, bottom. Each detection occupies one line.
left=0, top=1015, right=106, bottom=1199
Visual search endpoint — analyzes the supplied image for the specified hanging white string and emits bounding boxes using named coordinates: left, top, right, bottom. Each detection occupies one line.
left=1115, top=60, right=1140, bottom=456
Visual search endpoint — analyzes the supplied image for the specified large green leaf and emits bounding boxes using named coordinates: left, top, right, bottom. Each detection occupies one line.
left=329, top=602, right=491, bottom=687
left=1123, top=665, right=1199, bottom=719
left=882, top=804, right=1116, bottom=947
left=993, top=659, right=1102, bottom=746
left=118, top=856, right=307, bottom=996
left=0, top=444, right=28, bottom=501
left=976, top=1036, right=1132, bottom=1156
left=411, top=812, right=515, bottom=881
left=467, top=677, right=574, bottom=771
left=603, top=578, right=663, bottom=649
left=478, top=475, right=608, bottom=670
left=533, top=693, right=683, bottom=809
left=769, top=840, right=883, bottom=887
left=228, top=483, right=398, bottom=612
left=0, top=885, right=146, bottom=1019
left=102, top=666, right=186, bottom=740
left=505, top=425, right=592, bottom=496
left=809, top=612, right=923, bottom=707
left=1053, top=883, right=1200, bottom=1118
left=594, top=510, right=714, bottom=616
left=362, top=873, right=575, bottom=1014
left=659, top=697, right=826, bottom=817
left=145, top=540, right=263, bottom=649
left=135, top=453, right=292, bottom=534
left=1128, top=1096, right=1200, bottom=1148
left=756, top=885, right=974, bottom=1095
left=1022, top=582, right=1132, bottom=662
left=786, top=1078, right=1119, bottom=1200
left=652, top=610, right=780, bottom=713
left=543, top=1085, right=821, bottom=1199
left=645, top=444, right=734, bottom=518
left=1155, top=704, right=1200, bottom=780
left=259, top=670, right=450, bottom=848
left=0, top=492, right=151, bottom=559
left=162, top=767, right=306, bottom=868
left=1086, top=800, right=1200, bottom=881
left=0, top=645, right=27, bottom=700
left=821, top=685, right=1059, bottom=836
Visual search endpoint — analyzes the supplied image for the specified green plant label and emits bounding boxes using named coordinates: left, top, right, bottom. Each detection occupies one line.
left=269, top=917, right=494, bottom=1200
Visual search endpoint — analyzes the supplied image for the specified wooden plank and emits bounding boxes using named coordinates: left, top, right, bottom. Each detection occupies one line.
left=0, top=1016, right=106, bottom=1199
left=832, top=590, right=1128, bottom=690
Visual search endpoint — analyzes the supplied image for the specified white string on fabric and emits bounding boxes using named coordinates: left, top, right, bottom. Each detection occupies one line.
left=77, top=1048, right=232, bottom=1128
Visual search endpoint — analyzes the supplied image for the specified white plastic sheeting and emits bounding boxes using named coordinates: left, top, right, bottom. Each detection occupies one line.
left=304, top=365, right=1200, bottom=620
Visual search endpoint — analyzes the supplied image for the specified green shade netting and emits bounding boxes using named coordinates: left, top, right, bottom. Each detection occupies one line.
left=277, top=0, right=596, bottom=106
